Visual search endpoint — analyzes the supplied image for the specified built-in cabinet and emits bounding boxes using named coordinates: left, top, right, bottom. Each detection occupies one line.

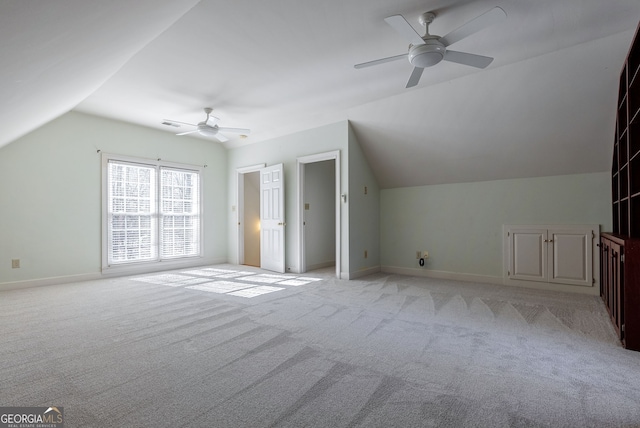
left=505, top=225, right=598, bottom=288
left=602, top=22, right=640, bottom=351
left=600, top=233, right=640, bottom=350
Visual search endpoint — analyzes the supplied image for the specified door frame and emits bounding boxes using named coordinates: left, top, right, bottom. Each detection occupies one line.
left=297, top=150, right=341, bottom=278
left=236, top=163, right=265, bottom=265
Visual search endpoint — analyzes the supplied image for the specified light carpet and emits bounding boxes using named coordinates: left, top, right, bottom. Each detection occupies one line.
left=1, top=264, right=639, bottom=427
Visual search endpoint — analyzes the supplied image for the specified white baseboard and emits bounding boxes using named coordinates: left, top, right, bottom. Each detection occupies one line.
left=0, top=272, right=102, bottom=292
left=502, top=277, right=600, bottom=296
left=380, top=265, right=600, bottom=295
left=101, top=257, right=224, bottom=277
left=342, top=265, right=381, bottom=280
left=306, top=261, right=336, bottom=272
left=381, top=266, right=502, bottom=285
left=0, top=257, right=226, bottom=292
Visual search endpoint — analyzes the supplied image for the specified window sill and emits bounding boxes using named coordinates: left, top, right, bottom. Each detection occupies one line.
left=101, top=257, right=207, bottom=278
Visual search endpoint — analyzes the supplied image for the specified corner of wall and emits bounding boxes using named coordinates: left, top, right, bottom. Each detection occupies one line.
left=347, top=124, right=381, bottom=278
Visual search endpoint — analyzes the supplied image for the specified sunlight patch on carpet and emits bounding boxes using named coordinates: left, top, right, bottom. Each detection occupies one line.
left=132, top=267, right=324, bottom=298
left=186, top=281, right=254, bottom=294
left=132, top=274, right=210, bottom=286
left=239, top=274, right=290, bottom=283
left=278, top=279, right=311, bottom=286
left=228, top=286, right=285, bottom=297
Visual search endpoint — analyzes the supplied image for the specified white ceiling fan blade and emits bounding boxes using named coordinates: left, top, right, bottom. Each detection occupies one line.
left=176, top=130, right=199, bottom=136
left=384, top=15, right=425, bottom=46
left=406, top=66, right=424, bottom=88
left=444, top=50, right=494, bottom=68
left=217, top=127, right=251, bottom=134
left=215, top=132, right=229, bottom=143
left=163, top=119, right=197, bottom=127
left=439, top=7, right=506, bottom=47
left=354, top=53, right=407, bottom=69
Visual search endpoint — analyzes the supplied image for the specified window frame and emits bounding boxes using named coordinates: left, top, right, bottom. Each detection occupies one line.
left=101, top=153, right=204, bottom=273
left=159, top=166, right=201, bottom=260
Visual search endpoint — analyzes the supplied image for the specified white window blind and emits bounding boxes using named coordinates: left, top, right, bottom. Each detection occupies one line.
left=105, top=157, right=201, bottom=267
left=160, top=168, right=200, bottom=259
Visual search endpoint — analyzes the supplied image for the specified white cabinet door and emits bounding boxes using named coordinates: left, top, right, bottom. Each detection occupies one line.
left=509, top=228, right=547, bottom=282
left=549, top=229, right=592, bottom=287
left=506, top=225, right=596, bottom=288
left=260, top=164, right=285, bottom=273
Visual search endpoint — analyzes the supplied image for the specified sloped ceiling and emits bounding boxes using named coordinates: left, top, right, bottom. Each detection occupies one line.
left=1, top=0, right=639, bottom=188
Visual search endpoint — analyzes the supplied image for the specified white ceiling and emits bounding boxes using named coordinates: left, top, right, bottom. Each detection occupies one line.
left=1, top=0, right=639, bottom=188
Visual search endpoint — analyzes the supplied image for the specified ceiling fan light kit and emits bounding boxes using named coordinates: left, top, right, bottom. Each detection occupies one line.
left=163, top=107, right=251, bottom=143
left=355, top=6, right=507, bottom=88
left=196, top=124, right=218, bottom=137
left=409, top=41, right=446, bottom=68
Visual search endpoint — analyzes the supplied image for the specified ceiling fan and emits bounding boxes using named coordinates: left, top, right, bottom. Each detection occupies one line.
left=163, top=108, right=250, bottom=143
left=355, top=6, right=506, bottom=88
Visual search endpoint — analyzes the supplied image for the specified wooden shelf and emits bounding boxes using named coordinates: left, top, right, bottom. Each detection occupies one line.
left=604, top=21, right=640, bottom=351
left=612, top=22, right=640, bottom=238
left=620, top=164, right=629, bottom=200
left=630, top=123, right=640, bottom=159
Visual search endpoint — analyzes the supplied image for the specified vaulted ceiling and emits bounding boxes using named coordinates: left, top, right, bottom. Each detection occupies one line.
left=1, top=0, right=639, bottom=188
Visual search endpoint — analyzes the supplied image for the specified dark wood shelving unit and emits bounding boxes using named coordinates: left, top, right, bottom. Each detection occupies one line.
left=602, top=21, right=640, bottom=351
left=601, top=234, right=640, bottom=350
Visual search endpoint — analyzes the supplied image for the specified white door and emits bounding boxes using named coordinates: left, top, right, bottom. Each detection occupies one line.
left=549, top=230, right=592, bottom=286
left=510, top=228, right=547, bottom=282
left=260, top=164, right=285, bottom=273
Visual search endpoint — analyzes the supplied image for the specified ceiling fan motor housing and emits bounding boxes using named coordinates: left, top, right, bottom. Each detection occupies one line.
left=409, top=39, right=445, bottom=68
left=197, top=123, right=218, bottom=136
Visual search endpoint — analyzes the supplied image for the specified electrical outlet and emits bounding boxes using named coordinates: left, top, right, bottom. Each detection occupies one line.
left=416, top=251, right=421, bottom=259
left=423, top=251, right=429, bottom=259
left=11, top=259, right=20, bottom=269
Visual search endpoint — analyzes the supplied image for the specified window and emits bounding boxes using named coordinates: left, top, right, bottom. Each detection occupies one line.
left=108, top=162, right=157, bottom=264
left=160, top=168, right=200, bottom=259
left=103, top=155, right=202, bottom=269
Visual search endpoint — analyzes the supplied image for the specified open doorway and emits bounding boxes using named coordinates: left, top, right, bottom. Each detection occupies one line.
left=303, top=160, right=336, bottom=271
left=236, top=163, right=286, bottom=272
left=236, top=163, right=265, bottom=267
left=242, top=171, right=260, bottom=267
left=297, top=151, right=341, bottom=278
